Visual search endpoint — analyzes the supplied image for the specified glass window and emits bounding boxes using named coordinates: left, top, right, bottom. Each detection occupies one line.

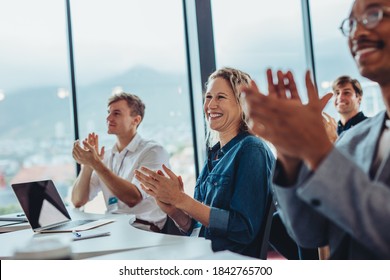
left=212, top=0, right=307, bottom=95
left=310, top=0, right=385, bottom=117
left=0, top=0, right=74, bottom=214
left=70, top=0, right=195, bottom=212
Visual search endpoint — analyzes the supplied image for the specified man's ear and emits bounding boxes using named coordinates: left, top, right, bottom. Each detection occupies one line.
left=133, top=115, right=142, bottom=126
left=357, top=94, right=362, bottom=105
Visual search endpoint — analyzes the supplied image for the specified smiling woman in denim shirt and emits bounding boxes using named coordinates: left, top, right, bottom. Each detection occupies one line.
left=135, top=67, right=275, bottom=258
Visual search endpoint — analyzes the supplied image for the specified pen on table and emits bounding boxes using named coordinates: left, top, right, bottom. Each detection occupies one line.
left=72, top=231, right=111, bottom=241
left=0, top=217, right=28, bottom=222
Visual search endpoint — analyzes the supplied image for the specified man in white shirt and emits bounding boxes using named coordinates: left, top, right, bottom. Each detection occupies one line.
left=71, top=92, right=170, bottom=231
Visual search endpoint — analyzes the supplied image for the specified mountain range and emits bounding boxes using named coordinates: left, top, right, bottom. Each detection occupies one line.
left=0, top=66, right=194, bottom=141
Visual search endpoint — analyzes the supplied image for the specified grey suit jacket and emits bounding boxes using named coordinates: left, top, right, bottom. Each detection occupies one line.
left=273, top=111, right=390, bottom=259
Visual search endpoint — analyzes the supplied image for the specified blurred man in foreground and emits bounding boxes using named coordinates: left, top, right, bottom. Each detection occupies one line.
left=243, top=0, right=390, bottom=259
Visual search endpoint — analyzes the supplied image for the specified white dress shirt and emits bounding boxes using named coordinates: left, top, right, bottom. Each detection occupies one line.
left=89, top=133, right=170, bottom=229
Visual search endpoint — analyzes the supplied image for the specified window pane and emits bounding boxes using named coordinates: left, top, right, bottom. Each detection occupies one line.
left=0, top=0, right=74, bottom=214
left=71, top=0, right=195, bottom=211
left=212, top=0, right=307, bottom=94
left=310, top=0, right=385, bottom=117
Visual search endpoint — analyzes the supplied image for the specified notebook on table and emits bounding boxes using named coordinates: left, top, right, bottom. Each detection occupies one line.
left=11, top=180, right=114, bottom=233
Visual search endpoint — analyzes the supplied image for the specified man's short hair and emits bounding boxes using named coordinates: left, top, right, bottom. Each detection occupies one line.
left=108, top=92, right=145, bottom=120
left=332, top=75, right=363, bottom=97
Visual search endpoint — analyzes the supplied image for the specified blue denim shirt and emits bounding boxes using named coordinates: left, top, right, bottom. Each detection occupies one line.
left=191, top=132, right=275, bottom=257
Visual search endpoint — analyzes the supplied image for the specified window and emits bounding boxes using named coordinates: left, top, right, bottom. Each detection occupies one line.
left=212, top=0, right=307, bottom=94
left=0, top=0, right=74, bottom=214
left=310, top=0, right=385, bottom=117
left=70, top=0, right=195, bottom=211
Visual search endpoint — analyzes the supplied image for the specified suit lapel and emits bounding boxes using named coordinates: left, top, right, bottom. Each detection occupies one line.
left=374, top=114, right=390, bottom=184
left=375, top=152, right=390, bottom=184
left=363, top=112, right=386, bottom=176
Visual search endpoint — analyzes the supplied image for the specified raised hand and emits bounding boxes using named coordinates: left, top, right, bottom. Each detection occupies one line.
left=72, top=139, right=103, bottom=168
left=243, top=69, right=333, bottom=170
left=86, top=133, right=105, bottom=160
left=149, top=170, right=183, bottom=215
left=322, top=112, right=338, bottom=143
left=135, top=164, right=185, bottom=207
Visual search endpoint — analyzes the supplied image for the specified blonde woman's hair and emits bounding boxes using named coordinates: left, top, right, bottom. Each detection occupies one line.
left=204, top=67, right=252, bottom=147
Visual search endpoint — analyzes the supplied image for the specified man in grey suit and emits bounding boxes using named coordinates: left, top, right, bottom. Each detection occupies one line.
left=243, top=0, right=390, bottom=259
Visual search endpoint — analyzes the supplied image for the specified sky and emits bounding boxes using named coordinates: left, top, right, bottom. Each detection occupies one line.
left=1, top=0, right=351, bottom=90
left=1, top=0, right=382, bottom=116
left=0, top=0, right=186, bottom=90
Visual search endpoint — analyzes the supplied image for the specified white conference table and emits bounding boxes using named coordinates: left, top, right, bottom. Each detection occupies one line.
left=0, top=208, right=213, bottom=260
left=88, top=238, right=214, bottom=260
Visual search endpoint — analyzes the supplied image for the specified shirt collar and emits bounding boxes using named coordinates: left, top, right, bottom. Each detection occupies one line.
left=338, top=111, right=366, bottom=128
left=207, top=131, right=249, bottom=172
left=112, top=133, right=141, bottom=154
left=385, top=114, right=390, bottom=129
left=210, top=131, right=249, bottom=155
left=337, top=112, right=368, bottom=136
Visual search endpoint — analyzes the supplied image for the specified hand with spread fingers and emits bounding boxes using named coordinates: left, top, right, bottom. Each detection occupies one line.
left=136, top=162, right=215, bottom=231
left=243, top=69, right=333, bottom=171
left=72, top=132, right=105, bottom=168
left=86, top=132, right=105, bottom=160
left=322, top=112, right=338, bottom=143
left=135, top=164, right=185, bottom=208
left=72, top=139, right=104, bottom=169
left=151, top=170, right=184, bottom=216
